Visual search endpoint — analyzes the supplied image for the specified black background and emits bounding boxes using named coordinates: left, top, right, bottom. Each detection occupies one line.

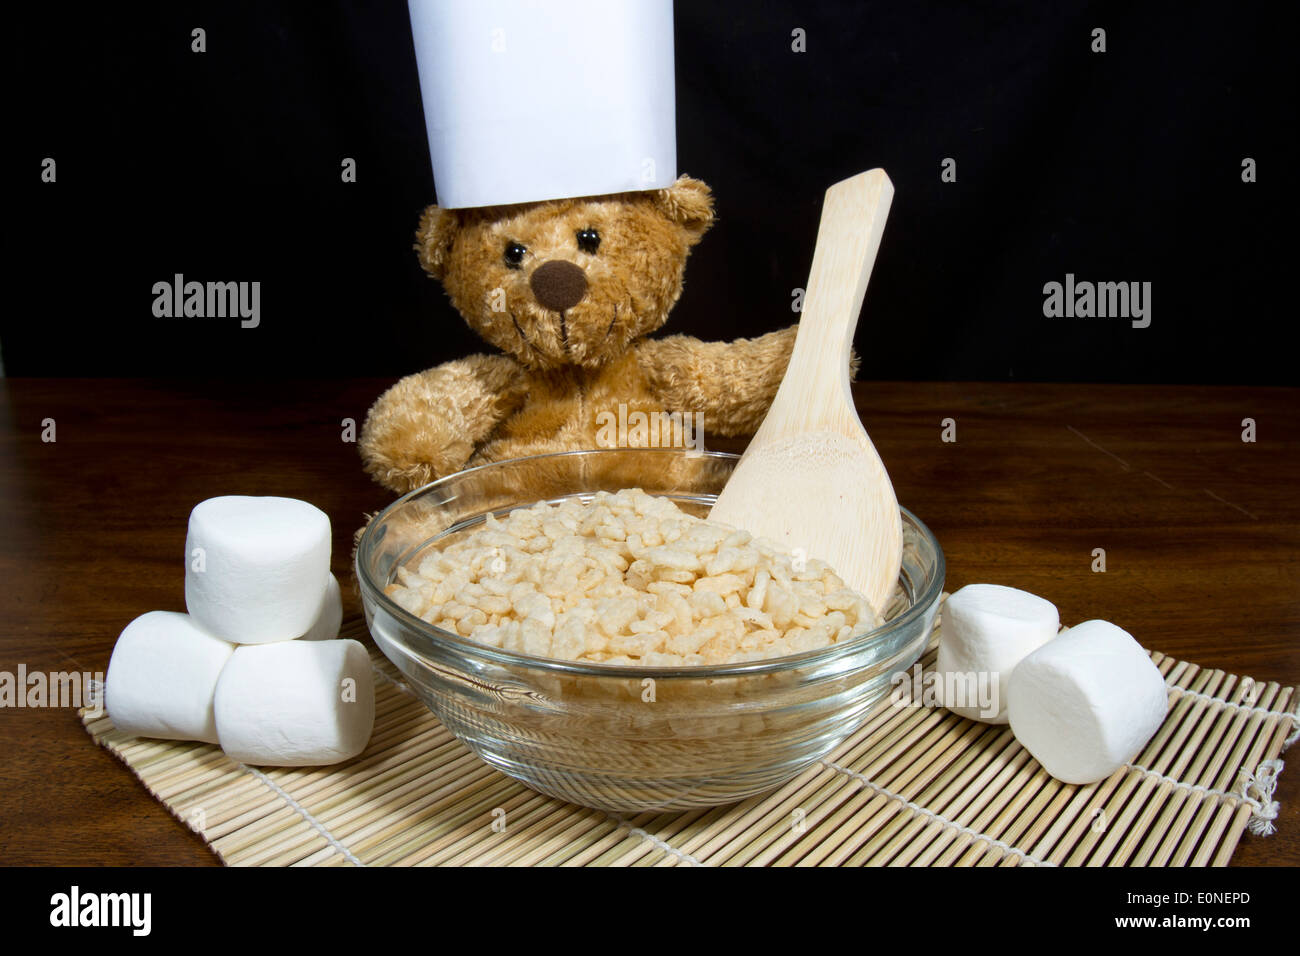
left=7, top=1, right=1293, bottom=384
left=9, top=865, right=1277, bottom=938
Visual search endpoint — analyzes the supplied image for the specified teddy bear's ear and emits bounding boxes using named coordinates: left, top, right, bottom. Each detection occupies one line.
left=414, top=205, right=460, bottom=280
left=654, top=175, right=715, bottom=241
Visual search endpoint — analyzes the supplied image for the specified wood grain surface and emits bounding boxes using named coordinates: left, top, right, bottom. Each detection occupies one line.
left=1, top=377, right=1295, bottom=866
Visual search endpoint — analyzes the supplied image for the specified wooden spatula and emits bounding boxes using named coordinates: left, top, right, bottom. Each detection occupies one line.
left=709, top=169, right=902, bottom=615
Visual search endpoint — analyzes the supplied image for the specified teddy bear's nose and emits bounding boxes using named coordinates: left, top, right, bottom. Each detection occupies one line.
left=529, top=259, right=587, bottom=312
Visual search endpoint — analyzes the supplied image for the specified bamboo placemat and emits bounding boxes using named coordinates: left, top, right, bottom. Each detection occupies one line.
left=80, top=600, right=1297, bottom=866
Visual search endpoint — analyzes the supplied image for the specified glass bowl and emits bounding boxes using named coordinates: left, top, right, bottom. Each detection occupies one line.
left=356, top=448, right=944, bottom=813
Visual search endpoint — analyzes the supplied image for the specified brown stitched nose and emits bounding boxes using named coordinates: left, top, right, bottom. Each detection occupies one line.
left=529, top=259, right=587, bottom=312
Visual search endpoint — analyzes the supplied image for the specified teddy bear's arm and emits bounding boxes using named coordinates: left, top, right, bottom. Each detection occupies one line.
left=359, top=354, right=526, bottom=494
left=638, top=325, right=861, bottom=436
left=636, top=326, right=798, bottom=436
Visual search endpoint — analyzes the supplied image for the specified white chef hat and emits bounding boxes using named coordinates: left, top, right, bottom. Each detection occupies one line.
left=407, top=0, right=678, bottom=209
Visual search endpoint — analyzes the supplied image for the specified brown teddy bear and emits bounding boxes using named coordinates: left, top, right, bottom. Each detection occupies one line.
left=359, top=176, right=802, bottom=496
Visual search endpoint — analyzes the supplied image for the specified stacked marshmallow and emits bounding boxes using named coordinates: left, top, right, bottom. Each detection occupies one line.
left=933, top=583, right=1168, bottom=785
left=106, top=497, right=374, bottom=767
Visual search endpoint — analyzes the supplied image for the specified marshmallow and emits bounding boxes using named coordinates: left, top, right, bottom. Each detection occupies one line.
left=935, top=583, right=1059, bottom=723
left=1008, top=619, right=1168, bottom=785
left=213, top=639, right=375, bottom=766
left=184, top=496, right=331, bottom=644
left=298, top=574, right=343, bottom=641
left=106, top=611, right=235, bottom=743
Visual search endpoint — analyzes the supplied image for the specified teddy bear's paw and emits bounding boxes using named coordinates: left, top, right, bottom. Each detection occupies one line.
left=361, top=431, right=475, bottom=495
left=359, top=403, right=476, bottom=494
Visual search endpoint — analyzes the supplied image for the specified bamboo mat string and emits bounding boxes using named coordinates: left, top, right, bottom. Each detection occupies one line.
left=1237, top=759, right=1284, bottom=836
left=605, top=816, right=702, bottom=866
left=1170, top=684, right=1300, bottom=729
left=819, top=758, right=1055, bottom=866
left=239, top=763, right=365, bottom=866
left=1124, top=758, right=1282, bottom=837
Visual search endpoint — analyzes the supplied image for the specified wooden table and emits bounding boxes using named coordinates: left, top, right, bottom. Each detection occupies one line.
left=2, top=378, right=1296, bottom=866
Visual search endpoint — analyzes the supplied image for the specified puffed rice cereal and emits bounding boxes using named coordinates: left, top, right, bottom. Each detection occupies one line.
left=384, top=488, right=883, bottom=666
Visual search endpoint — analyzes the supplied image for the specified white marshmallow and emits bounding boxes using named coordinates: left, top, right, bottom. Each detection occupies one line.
left=213, top=639, right=375, bottom=767
left=184, top=496, right=331, bottom=644
left=935, top=583, right=1059, bottom=723
left=297, top=574, right=343, bottom=641
left=105, top=611, right=235, bottom=743
left=1008, top=619, right=1168, bottom=785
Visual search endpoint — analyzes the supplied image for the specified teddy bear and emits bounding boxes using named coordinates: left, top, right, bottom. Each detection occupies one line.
left=359, top=175, right=806, bottom=496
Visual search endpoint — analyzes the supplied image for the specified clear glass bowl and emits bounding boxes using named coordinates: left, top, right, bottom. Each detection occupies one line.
left=356, top=448, right=944, bottom=812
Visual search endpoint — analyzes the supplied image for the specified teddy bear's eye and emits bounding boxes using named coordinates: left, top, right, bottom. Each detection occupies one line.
left=576, top=228, right=600, bottom=254
left=503, top=242, right=527, bottom=269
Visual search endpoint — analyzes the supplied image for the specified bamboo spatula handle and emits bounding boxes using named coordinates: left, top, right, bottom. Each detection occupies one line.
left=757, top=170, right=895, bottom=439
